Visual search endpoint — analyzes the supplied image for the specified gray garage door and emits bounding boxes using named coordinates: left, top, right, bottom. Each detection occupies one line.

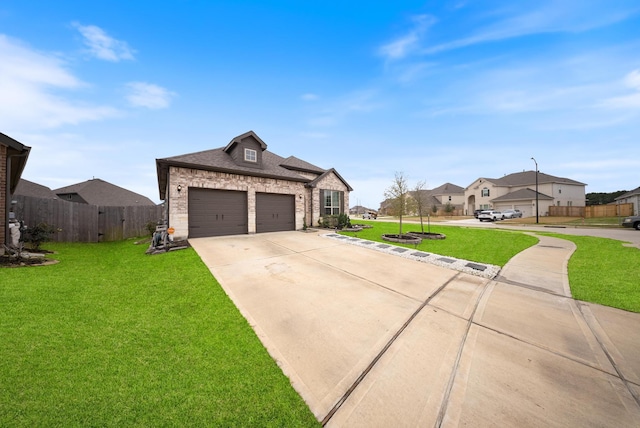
left=188, top=188, right=248, bottom=238
left=256, top=193, right=295, bottom=233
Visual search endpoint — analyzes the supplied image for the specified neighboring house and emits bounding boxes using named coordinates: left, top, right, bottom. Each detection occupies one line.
left=1, top=132, right=31, bottom=253
left=465, top=170, right=586, bottom=217
left=378, top=182, right=464, bottom=215
left=53, top=178, right=156, bottom=206
left=349, top=205, right=376, bottom=216
left=615, top=186, right=640, bottom=216
left=14, top=178, right=59, bottom=199
left=156, top=130, right=352, bottom=239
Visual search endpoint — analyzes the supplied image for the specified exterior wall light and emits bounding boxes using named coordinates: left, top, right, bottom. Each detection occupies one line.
left=177, top=185, right=183, bottom=192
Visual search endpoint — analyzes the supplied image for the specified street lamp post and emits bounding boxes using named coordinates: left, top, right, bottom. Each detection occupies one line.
left=531, top=157, right=539, bottom=224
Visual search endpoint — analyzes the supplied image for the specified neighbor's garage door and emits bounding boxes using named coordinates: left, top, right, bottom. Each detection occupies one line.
left=188, top=188, right=248, bottom=238
left=514, top=205, right=529, bottom=218
left=256, top=193, right=295, bottom=233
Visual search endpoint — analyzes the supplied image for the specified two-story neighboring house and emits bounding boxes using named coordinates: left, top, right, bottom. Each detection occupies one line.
left=465, top=171, right=586, bottom=218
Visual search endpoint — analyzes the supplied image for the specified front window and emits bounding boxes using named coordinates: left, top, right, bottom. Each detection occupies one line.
left=481, top=188, right=490, bottom=197
left=244, top=148, right=257, bottom=162
left=324, top=190, right=341, bottom=215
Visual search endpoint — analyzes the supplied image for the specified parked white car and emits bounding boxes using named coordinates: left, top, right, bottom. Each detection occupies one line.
left=501, top=209, right=522, bottom=219
left=478, top=210, right=502, bottom=222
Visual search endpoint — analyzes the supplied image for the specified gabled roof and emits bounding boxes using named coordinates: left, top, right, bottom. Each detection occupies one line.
left=491, top=188, right=554, bottom=202
left=484, top=170, right=586, bottom=187
left=156, top=131, right=353, bottom=199
left=615, top=186, right=640, bottom=200
left=14, top=179, right=58, bottom=199
left=280, top=156, right=325, bottom=174
left=53, top=178, right=156, bottom=206
left=306, top=168, right=354, bottom=191
left=1, top=132, right=31, bottom=194
left=431, top=182, right=464, bottom=194
left=223, top=130, right=267, bottom=153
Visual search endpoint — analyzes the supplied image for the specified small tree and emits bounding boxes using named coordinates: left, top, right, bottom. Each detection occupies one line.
left=384, top=172, right=410, bottom=237
left=413, top=180, right=428, bottom=234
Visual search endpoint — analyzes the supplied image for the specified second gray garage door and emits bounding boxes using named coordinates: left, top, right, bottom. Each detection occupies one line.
left=256, top=193, right=295, bottom=233
left=188, top=188, right=248, bottom=238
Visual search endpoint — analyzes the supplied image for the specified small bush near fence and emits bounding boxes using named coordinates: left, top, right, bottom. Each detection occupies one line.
left=13, top=195, right=164, bottom=243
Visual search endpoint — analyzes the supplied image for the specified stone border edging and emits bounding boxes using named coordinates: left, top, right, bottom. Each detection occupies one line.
left=322, top=233, right=500, bottom=279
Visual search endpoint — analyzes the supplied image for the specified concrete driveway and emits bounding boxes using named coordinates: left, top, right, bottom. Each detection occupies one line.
left=190, top=231, right=640, bottom=427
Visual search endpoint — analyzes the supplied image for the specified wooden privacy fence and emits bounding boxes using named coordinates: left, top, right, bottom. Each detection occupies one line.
left=549, top=203, right=633, bottom=218
left=13, top=195, right=164, bottom=243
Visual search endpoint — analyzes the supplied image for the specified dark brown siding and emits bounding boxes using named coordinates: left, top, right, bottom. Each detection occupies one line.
left=188, top=188, right=247, bottom=238
left=256, top=193, right=295, bottom=233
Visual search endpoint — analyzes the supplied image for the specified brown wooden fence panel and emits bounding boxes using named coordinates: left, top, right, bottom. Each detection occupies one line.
left=13, top=195, right=163, bottom=242
left=549, top=203, right=633, bottom=218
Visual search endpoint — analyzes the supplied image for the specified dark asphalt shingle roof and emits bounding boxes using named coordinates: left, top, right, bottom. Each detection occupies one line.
left=53, top=179, right=156, bottom=206
left=491, top=188, right=554, bottom=202
left=159, top=148, right=313, bottom=182
left=615, top=186, right=640, bottom=200
left=156, top=131, right=353, bottom=199
left=1, top=132, right=31, bottom=194
left=14, top=179, right=58, bottom=199
left=430, top=182, right=464, bottom=194
left=485, top=170, right=586, bottom=187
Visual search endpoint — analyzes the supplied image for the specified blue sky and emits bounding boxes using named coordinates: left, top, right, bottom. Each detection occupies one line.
left=2, top=1, right=639, bottom=208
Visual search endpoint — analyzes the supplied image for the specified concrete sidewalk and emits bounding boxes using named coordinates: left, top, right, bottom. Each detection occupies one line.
left=190, top=231, right=640, bottom=426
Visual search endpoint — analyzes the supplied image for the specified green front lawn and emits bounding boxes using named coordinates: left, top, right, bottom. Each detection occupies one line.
left=544, top=234, right=640, bottom=312
left=0, top=241, right=318, bottom=427
left=340, top=220, right=538, bottom=267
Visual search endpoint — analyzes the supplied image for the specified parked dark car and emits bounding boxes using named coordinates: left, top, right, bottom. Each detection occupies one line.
left=622, top=215, right=640, bottom=230
left=473, top=209, right=484, bottom=218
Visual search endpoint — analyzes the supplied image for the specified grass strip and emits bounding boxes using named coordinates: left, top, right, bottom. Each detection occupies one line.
left=0, top=240, right=319, bottom=427
left=340, top=220, right=538, bottom=267
left=543, top=233, right=640, bottom=312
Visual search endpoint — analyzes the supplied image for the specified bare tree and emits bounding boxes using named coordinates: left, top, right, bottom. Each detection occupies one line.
left=384, top=171, right=410, bottom=237
left=413, top=180, right=428, bottom=234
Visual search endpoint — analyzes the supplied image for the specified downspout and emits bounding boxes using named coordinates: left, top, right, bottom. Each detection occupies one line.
left=5, top=151, right=29, bottom=247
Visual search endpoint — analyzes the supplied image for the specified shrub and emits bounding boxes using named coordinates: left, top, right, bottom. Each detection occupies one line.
left=337, top=213, right=350, bottom=229
left=145, top=221, right=158, bottom=236
left=21, top=222, right=57, bottom=250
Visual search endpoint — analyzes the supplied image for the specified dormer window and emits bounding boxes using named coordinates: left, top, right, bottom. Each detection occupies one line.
left=244, top=148, right=257, bottom=162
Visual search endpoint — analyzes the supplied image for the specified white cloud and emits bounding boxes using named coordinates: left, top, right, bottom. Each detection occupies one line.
left=626, top=69, right=640, bottom=90
left=377, top=2, right=640, bottom=57
left=301, top=93, right=318, bottom=101
left=125, top=82, right=176, bottom=109
left=378, top=14, right=436, bottom=61
left=307, top=89, right=383, bottom=127
left=599, top=69, right=640, bottom=109
left=0, top=34, right=119, bottom=130
left=73, top=22, right=135, bottom=62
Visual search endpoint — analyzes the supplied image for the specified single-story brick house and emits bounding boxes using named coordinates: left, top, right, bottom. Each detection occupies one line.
left=1, top=132, right=31, bottom=254
left=156, top=131, right=352, bottom=239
